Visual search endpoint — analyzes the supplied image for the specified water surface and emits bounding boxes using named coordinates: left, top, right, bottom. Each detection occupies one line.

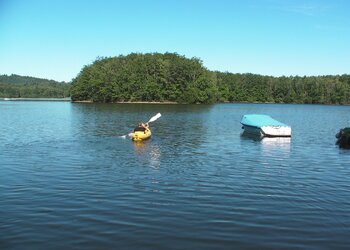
left=1, top=102, right=350, bottom=249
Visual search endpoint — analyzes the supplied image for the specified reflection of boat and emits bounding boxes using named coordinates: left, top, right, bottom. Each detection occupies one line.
left=130, top=127, right=151, bottom=141
left=241, top=132, right=291, bottom=157
left=261, top=136, right=291, bottom=145
left=240, top=114, right=291, bottom=137
left=260, top=137, right=291, bottom=156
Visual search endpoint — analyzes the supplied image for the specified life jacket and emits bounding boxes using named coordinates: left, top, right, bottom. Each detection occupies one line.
left=134, top=126, right=147, bottom=132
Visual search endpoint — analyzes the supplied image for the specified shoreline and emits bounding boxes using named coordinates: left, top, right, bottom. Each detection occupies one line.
left=71, top=100, right=350, bottom=105
left=1, top=97, right=71, bottom=102
left=72, top=100, right=179, bottom=104
left=3, top=98, right=349, bottom=106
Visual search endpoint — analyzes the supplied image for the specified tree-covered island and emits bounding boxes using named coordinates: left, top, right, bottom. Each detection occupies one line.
left=71, top=53, right=218, bottom=104
left=71, top=53, right=350, bottom=104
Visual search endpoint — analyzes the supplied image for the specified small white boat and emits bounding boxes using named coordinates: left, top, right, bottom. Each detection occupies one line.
left=241, top=114, right=291, bottom=137
left=4, top=98, right=10, bottom=101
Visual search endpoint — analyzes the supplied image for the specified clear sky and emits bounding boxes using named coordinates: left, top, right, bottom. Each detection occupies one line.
left=1, top=0, right=349, bottom=82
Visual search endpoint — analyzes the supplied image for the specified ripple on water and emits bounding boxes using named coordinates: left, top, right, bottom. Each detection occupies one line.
left=1, top=102, right=350, bottom=249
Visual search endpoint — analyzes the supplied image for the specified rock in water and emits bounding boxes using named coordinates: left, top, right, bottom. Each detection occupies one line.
left=336, top=128, right=350, bottom=149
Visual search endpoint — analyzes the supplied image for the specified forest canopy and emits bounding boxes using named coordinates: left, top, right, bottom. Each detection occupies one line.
left=216, top=72, right=350, bottom=104
left=71, top=53, right=350, bottom=104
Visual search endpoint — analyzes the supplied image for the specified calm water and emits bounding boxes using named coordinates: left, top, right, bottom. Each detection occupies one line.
left=1, top=102, right=350, bottom=249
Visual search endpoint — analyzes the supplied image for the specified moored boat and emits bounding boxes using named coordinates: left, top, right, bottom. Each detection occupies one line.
left=241, top=114, right=291, bottom=137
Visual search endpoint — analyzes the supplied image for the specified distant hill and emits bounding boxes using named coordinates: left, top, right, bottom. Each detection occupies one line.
left=0, top=74, right=70, bottom=98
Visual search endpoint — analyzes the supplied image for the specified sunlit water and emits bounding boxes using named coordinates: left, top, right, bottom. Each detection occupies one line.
left=1, top=101, right=350, bottom=249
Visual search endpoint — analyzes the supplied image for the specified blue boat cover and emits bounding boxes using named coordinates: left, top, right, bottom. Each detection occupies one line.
left=240, top=114, right=288, bottom=128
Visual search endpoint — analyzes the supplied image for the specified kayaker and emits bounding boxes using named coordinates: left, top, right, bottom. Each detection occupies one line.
left=134, top=122, right=149, bottom=132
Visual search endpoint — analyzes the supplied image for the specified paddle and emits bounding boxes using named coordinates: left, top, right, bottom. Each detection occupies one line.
left=146, top=112, right=162, bottom=125
left=120, top=113, right=162, bottom=138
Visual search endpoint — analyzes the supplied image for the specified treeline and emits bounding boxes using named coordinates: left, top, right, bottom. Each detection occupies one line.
left=71, top=53, right=350, bottom=104
left=217, top=72, right=350, bottom=104
left=5, top=54, right=348, bottom=104
left=0, top=74, right=70, bottom=98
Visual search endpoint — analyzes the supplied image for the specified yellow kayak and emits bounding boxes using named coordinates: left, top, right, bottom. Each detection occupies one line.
left=131, top=127, right=151, bottom=141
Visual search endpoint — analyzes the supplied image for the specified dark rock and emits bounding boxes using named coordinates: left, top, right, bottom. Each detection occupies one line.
left=336, top=128, right=350, bottom=149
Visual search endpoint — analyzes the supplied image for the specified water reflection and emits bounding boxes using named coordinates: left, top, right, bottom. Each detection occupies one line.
left=260, top=137, right=291, bottom=157
left=240, top=131, right=262, bottom=140
left=71, top=103, right=214, bottom=139
left=241, top=132, right=291, bottom=157
left=260, top=137, right=291, bottom=146
left=133, top=140, right=161, bottom=169
left=2, top=102, right=350, bottom=250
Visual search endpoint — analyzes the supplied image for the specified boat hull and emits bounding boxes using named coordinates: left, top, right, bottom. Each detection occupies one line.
left=242, top=125, right=291, bottom=137
left=261, top=125, right=292, bottom=137
left=241, top=125, right=263, bottom=137
left=131, top=128, right=151, bottom=141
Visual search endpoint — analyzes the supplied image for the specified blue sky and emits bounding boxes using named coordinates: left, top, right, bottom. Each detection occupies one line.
left=1, top=0, right=349, bottom=82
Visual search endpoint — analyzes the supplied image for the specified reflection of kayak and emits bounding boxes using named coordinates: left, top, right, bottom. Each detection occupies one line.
left=131, top=128, right=151, bottom=141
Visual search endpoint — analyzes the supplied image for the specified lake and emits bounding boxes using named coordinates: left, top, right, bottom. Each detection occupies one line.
left=1, top=101, right=350, bottom=249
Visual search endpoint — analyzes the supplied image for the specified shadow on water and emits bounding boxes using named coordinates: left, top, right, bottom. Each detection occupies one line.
left=71, top=102, right=215, bottom=114
left=71, top=103, right=214, bottom=138
left=240, top=131, right=263, bottom=141
left=69, top=103, right=215, bottom=172
left=71, top=102, right=214, bottom=148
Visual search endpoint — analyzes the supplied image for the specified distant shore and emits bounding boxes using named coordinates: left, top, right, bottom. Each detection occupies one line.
left=1, top=97, right=71, bottom=102
left=72, top=100, right=178, bottom=104
left=3, top=98, right=349, bottom=105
